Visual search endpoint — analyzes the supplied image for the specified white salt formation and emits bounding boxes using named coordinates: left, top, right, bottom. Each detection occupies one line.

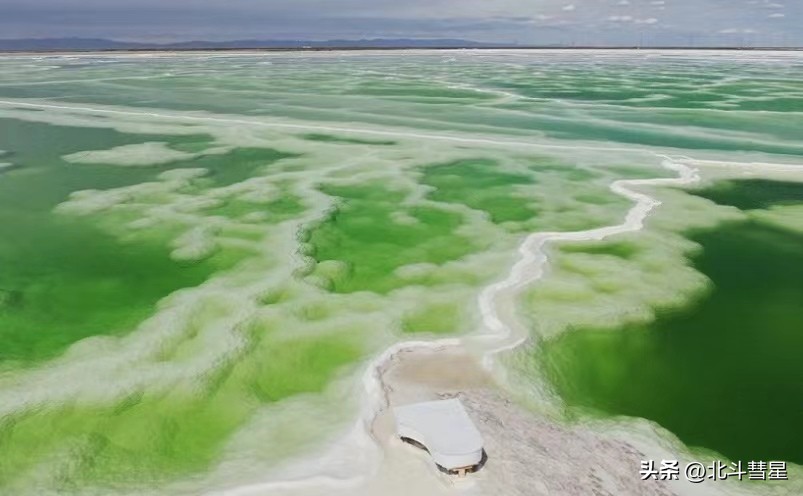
left=0, top=149, right=13, bottom=172
left=63, top=142, right=195, bottom=166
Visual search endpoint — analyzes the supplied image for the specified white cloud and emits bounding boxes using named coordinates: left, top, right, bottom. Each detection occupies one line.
left=718, top=28, right=758, bottom=34
left=562, top=4, right=576, bottom=11
left=768, top=12, right=785, bottom=18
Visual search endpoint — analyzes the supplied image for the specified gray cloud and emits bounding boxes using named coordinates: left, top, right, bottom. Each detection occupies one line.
left=0, top=0, right=800, bottom=46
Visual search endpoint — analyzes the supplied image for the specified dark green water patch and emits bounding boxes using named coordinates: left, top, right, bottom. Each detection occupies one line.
left=730, top=97, right=803, bottom=113
left=0, top=119, right=293, bottom=204
left=302, top=133, right=396, bottom=146
left=0, top=119, right=249, bottom=364
left=0, top=119, right=166, bottom=211
left=421, top=159, right=538, bottom=227
left=540, top=220, right=803, bottom=464
left=0, top=215, right=231, bottom=364
left=306, top=183, right=478, bottom=294
left=560, top=240, right=640, bottom=260
left=690, top=179, right=803, bottom=211
left=185, top=148, right=296, bottom=188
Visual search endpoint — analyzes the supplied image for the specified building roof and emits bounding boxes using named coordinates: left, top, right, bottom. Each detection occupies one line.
left=393, top=398, right=485, bottom=471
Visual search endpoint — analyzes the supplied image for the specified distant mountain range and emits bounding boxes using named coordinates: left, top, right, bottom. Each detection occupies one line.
left=2, top=38, right=797, bottom=52
left=0, top=38, right=517, bottom=52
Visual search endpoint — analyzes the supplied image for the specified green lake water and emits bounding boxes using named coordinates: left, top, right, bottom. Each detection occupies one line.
left=1, top=51, right=802, bottom=493
left=0, top=119, right=254, bottom=363
left=540, top=180, right=803, bottom=464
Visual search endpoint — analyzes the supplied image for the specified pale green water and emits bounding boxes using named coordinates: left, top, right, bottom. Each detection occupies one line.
left=0, top=51, right=801, bottom=494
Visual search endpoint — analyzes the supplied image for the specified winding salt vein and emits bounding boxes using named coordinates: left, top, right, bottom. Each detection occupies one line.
left=476, top=156, right=699, bottom=362
left=215, top=154, right=803, bottom=495
left=216, top=155, right=703, bottom=496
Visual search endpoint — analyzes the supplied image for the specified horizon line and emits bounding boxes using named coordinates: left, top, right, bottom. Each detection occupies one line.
left=2, top=46, right=802, bottom=54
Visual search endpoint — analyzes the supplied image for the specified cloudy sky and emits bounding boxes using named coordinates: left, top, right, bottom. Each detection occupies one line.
left=0, top=0, right=799, bottom=46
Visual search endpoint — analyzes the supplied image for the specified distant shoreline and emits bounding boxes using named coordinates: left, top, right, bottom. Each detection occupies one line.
left=1, top=46, right=802, bottom=55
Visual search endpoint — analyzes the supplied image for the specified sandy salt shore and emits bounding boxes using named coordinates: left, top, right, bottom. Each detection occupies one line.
left=360, top=346, right=766, bottom=496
